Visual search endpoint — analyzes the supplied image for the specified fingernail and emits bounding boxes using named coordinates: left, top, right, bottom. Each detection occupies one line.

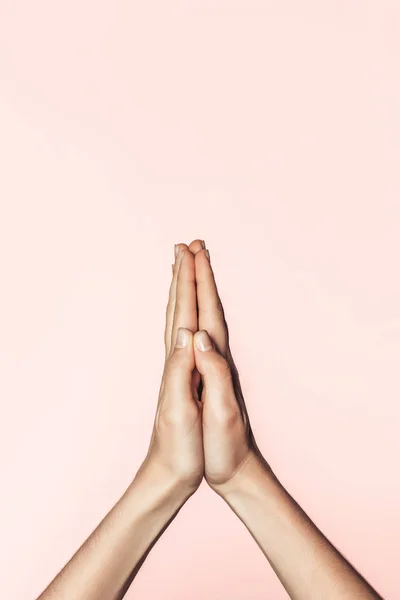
left=174, top=244, right=179, bottom=258
left=176, top=328, right=190, bottom=348
left=201, top=240, right=206, bottom=249
left=196, top=330, right=212, bottom=351
left=205, top=249, right=210, bottom=261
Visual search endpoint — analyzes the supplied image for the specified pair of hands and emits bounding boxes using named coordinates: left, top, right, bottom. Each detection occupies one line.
left=141, top=239, right=262, bottom=498
left=37, top=238, right=383, bottom=600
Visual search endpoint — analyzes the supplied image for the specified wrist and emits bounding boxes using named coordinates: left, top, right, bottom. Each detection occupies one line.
left=215, top=450, right=277, bottom=502
left=127, top=460, right=197, bottom=515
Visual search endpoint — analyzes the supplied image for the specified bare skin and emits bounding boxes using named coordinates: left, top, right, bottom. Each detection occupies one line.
left=37, top=240, right=383, bottom=600
left=37, top=245, right=202, bottom=600
left=188, top=239, right=383, bottom=600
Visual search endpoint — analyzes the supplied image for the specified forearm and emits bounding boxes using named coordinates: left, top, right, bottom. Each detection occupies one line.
left=221, top=453, right=382, bottom=600
left=38, top=464, right=192, bottom=600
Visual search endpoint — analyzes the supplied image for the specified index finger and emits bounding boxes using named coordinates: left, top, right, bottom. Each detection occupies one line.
left=170, top=246, right=198, bottom=354
left=195, top=248, right=229, bottom=357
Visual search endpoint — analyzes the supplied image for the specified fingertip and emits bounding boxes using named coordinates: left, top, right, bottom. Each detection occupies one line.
left=180, top=246, right=194, bottom=264
left=188, top=239, right=205, bottom=254
left=195, top=247, right=211, bottom=266
left=174, top=243, right=189, bottom=260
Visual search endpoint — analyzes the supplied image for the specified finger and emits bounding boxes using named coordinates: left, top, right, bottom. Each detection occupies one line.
left=188, top=239, right=205, bottom=255
left=170, top=247, right=197, bottom=353
left=164, top=243, right=186, bottom=357
left=195, top=248, right=229, bottom=356
left=193, top=329, right=237, bottom=415
left=163, top=327, right=196, bottom=408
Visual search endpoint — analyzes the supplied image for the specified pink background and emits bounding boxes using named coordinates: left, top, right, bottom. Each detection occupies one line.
left=0, top=2, right=399, bottom=599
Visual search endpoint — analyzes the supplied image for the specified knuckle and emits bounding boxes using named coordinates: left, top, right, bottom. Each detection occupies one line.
left=211, top=355, right=232, bottom=381
left=213, top=404, right=243, bottom=429
left=169, top=346, right=189, bottom=364
left=159, top=402, right=197, bottom=428
left=159, top=406, right=185, bottom=427
left=165, top=349, right=191, bottom=376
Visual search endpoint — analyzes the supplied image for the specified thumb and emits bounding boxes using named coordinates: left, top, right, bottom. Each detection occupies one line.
left=164, top=327, right=195, bottom=395
left=194, top=330, right=237, bottom=411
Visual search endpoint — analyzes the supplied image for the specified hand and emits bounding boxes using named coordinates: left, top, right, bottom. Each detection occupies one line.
left=188, top=240, right=267, bottom=496
left=37, top=240, right=383, bottom=600
left=139, top=244, right=204, bottom=496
